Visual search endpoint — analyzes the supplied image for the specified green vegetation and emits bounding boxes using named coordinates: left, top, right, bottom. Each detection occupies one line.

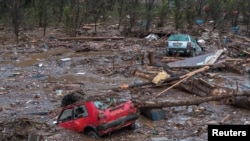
left=0, top=0, right=249, bottom=39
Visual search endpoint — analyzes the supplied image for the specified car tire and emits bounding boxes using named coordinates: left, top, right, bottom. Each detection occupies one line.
left=166, top=51, right=172, bottom=56
left=129, top=121, right=137, bottom=130
left=87, top=130, right=100, bottom=139
left=61, top=93, right=78, bottom=107
left=190, top=49, right=196, bottom=57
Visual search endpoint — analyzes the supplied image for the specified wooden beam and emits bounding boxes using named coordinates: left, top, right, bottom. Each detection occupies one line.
left=156, top=66, right=210, bottom=97
left=134, top=91, right=250, bottom=108
left=58, top=36, right=125, bottom=41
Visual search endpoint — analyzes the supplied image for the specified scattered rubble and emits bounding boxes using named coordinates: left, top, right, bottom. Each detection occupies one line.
left=0, top=24, right=250, bottom=141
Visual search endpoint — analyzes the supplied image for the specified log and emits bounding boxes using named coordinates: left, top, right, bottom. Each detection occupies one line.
left=243, top=50, right=250, bottom=55
left=156, top=66, right=210, bottom=97
left=160, top=57, right=186, bottom=63
left=58, top=36, right=125, bottom=41
left=225, top=96, right=250, bottom=110
left=82, top=26, right=92, bottom=30
left=191, top=79, right=216, bottom=95
left=179, top=83, right=208, bottom=97
left=134, top=91, right=250, bottom=108
left=224, top=62, right=245, bottom=74
left=228, top=46, right=250, bottom=55
left=198, top=78, right=215, bottom=89
left=134, top=69, right=154, bottom=80
left=219, top=114, right=232, bottom=124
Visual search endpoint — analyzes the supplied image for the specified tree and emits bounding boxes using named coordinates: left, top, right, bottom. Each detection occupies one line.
left=10, top=0, right=23, bottom=43
left=116, top=0, right=126, bottom=29
left=241, top=0, right=250, bottom=32
left=184, top=0, right=197, bottom=29
left=64, top=0, right=82, bottom=37
left=34, top=0, right=50, bottom=36
left=125, top=0, right=140, bottom=32
left=157, top=0, right=169, bottom=27
left=172, top=0, right=185, bottom=30
left=207, top=0, right=224, bottom=31
left=85, top=0, right=105, bottom=33
left=144, top=0, right=155, bottom=31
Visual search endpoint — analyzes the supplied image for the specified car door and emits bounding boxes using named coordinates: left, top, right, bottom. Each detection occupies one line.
left=57, top=108, right=74, bottom=130
left=190, top=36, right=202, bottom=54
left=71, top=105, right=89, bottom=132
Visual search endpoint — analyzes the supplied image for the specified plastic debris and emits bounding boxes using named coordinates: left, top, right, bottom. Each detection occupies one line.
left=60, top=58, right=71, bottom=61
left=55, top=90, right=63, bottom=96
left=195, top=19, right=203, bottom=25
left=145, top=34, right=159, bottom=41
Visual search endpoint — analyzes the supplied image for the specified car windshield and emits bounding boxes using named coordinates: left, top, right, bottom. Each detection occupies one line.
left=94, top=101, right=108, bottom=110
left=168, top=34, right=189, bottom=41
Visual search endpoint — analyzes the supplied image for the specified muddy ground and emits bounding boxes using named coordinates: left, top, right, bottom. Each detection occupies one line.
left=0, top=24, right=250, bottom=141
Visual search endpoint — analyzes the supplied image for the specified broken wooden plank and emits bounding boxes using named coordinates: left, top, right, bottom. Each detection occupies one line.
left=58, top=36, right=125, bottom=41
left=82, top=26, right=92, bottom=30
left=156, top=66, right=210, bottom=97
left=134, top=69, right=154, bottom=80
left=204, top=49, right=225, bottom=65
left=160, top=56, right=186, bottom=63
left=198, top=78, right=215, bottom=89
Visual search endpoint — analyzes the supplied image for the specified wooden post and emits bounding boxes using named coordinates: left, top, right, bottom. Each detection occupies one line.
left=148, top=51, right=154, bottom=66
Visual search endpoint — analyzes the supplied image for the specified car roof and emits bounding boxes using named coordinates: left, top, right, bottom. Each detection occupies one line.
left=168, top=34, right=190, bottom=41
left=62, top=101, right=92, bottom=109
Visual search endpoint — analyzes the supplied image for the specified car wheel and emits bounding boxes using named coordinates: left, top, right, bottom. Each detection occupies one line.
left=129, top=121, right=137, bottom=130
left=190, top=49, right=196, bottom=57
left=166, top=51, right=172, bottom=56
left=87, top=130, right=100, bottom=139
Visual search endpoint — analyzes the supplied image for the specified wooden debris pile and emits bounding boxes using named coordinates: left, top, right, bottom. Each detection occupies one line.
left=118, top=46, right=250, bottom=110
left=0, top=117, right=55, bottom=141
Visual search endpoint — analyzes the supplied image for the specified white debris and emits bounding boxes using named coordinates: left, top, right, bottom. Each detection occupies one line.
left=145, top=34, right=159, bottom=41
left=60, top=58, right=71, bottom=61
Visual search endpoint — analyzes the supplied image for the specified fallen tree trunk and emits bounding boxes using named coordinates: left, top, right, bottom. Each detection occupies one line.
left=225, top=96, right=250, bottom=110
left=179, top=83, right=208, bottom=97
left=178, top=78, right=217, bottom=97
left=134, top=69, right=154, bottom=80
left=58, top=36, right=125, bottom=41
left=134, top=90, right=250, bottom=108
left=224, top=62, right=245, bottom=74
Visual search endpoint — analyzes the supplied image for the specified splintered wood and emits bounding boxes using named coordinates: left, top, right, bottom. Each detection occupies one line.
left=156, top=66, right=210, bottom=97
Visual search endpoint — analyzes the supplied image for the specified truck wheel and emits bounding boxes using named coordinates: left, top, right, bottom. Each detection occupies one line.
left=61, top=93, right=78, bottom=107
left=87, top=130, right=100, bottom=139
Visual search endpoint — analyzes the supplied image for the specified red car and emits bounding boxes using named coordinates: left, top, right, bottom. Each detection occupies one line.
left=56, top=98, right=139, bottom=139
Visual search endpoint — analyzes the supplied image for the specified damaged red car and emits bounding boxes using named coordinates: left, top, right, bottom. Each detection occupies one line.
left=56, top=95, right=139, bottom=139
